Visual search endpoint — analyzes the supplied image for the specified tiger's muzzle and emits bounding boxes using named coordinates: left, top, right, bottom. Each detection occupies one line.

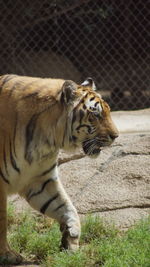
left=82, top=139, right=101, bottom=157
left=82, top=133, right=118, bottom=157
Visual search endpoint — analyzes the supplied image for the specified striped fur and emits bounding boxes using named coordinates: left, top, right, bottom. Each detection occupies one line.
left=0, top=75, right=118, bottom=264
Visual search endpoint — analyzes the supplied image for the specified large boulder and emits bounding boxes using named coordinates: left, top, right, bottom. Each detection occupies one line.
left=59, top=133, right=150, bottom=230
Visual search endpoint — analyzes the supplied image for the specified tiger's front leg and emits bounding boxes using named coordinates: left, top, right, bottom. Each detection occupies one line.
left=0, top=181, right=23, bottom=264
left=23, top=172, right=81, bottom=251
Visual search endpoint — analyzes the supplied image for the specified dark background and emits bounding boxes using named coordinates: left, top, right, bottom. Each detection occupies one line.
left=0, top=0, right=149, bottom=110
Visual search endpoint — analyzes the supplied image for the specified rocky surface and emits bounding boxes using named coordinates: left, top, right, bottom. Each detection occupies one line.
left=59, top=133, right=150, bottom=230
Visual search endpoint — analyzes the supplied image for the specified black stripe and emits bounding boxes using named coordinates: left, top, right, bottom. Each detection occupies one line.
left=71, top=110, right=77, bottom=133
left=8, top=81, right=21, bottom=97
left=72, top=135, right=77, bottom=142
left=72, top=110, right=76, bottom=125
left=3, top=145, right=9, bottom=176
left=25, top=101, right=58, bottom=163
left=90, top=96, right=95, bottom=101
left=22, top=91, right=39, bottom=99
left=79, top=109, right=84, bottom=124
left=54, top=203, right=65, bottom=212
left=62, top=120, right=67, bottom=147
left=39, top=163, right=57, bottom=177
left=40, top=193, right=59, bottom=214
left=94, top=101, right=99, bottom=107
left=0, top=168, right=9, bottom=184
left=22, top=83, right=48, bottom=99
left=0, top=75, right=17, bottom=90
left=25, top=114, right=39, bottom=163
left=28, top=178, right=53, bottom=200
left=13, top=115, right=18, bottom=158
left=10, top=140, right=20, bottom=173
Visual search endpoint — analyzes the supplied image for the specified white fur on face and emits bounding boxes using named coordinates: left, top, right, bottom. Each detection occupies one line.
left=84, top=98, right=102, bottom=113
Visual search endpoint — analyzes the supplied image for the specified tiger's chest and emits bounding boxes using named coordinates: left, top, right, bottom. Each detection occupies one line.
left=5, top=145, right=59, bottom=195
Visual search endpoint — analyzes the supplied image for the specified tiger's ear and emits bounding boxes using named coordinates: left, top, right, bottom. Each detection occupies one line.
left=61, top=80, right=77, bottom=105
left=81, top=77, right=96, bottom=91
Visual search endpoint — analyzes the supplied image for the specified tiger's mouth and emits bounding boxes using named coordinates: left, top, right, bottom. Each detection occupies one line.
left=82, top=139, right=101, bottom=157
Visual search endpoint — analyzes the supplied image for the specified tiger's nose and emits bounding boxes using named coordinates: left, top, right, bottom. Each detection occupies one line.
left=109, top=133, right=119, bottom=140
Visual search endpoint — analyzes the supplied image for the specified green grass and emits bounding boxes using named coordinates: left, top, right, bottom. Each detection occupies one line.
left=7, top=204, right=150, bottom=266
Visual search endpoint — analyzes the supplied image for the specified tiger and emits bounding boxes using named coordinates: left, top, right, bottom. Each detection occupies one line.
left=0, top=74, right=118, bottom=264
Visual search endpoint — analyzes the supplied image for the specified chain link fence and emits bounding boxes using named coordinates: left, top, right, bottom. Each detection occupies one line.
left=0, top=0, right=149, bottom=110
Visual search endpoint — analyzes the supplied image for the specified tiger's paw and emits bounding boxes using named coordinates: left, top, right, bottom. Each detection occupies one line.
left=0, top=250, right=23, bottom=265
left=60, top=224, right=80, bottom=251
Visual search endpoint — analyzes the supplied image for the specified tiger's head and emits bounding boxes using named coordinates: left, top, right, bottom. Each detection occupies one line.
left=62, top=78, right=119, bottom=157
